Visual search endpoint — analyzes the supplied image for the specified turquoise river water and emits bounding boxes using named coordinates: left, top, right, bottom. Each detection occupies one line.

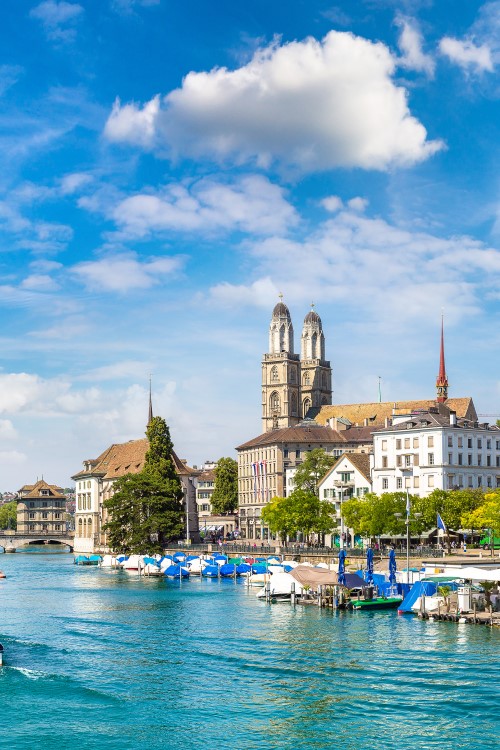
left=0, top=550, right=498, bottom=750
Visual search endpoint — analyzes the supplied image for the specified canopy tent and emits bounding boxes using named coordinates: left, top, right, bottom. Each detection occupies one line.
left=290, top=565, right=339, bottom=589
left=450, top=566, right=500, bottom=582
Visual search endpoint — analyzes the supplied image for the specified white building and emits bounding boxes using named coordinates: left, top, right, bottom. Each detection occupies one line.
left=317, top=453, right=372, bottom=546
left=372, top=405, right=500, bottom=496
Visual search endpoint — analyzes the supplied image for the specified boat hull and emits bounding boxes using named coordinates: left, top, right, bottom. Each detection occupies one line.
left=351, top=597, right=403, bottom=611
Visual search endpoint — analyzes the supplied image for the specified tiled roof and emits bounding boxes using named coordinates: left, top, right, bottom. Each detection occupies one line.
left=72, top=439, right=197, bottom=480
left=313, top=397, right=477, bottom=425
left=237, top=422, right=376, bottom=450
left=319, top=452, right=372, bottom=485
left=18, top=482, right=63, bottom=494
left=22, top=479, right=66, bottom=499
left=198, top=469, right=215, bottom=481
left=378, top=411, right=500, bottom=433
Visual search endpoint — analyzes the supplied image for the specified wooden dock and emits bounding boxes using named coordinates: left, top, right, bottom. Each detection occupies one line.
left=418, top=608, right=500, bottom=627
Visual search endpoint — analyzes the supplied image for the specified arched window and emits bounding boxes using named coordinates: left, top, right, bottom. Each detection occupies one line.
left=87, top=518, right=93, bottom=537
left=78, top=518, right=83, bottom=538
left=270, top=392, right=280, bottom=413
left=83, top=518, right=87, bottom=538
left=311, top=332, right=318, bottom=359
left=279, top=324, right=286, bottom=351
left=271, top=366, right=279, bottom=382
left=303, top=398, right=311, bottom=416
left=291, top=391, right=298, bottom=416
left=303, top=372, right=310, bottom=386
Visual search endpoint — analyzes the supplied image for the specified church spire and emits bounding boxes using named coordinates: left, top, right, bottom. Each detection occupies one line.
left=148, top=375, right=153, bottom=425
left=436, top=315, right=449, bottom=403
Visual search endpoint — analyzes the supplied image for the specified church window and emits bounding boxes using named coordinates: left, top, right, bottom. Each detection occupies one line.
left=270, top=392, right=280, bottom=413
left=303, top=398, right=311, bottom=416
left=311, top=332, right=318, bottom=358
left=303, top=372, right=310, bottom=386
left=271, top=366, right=279, bottom=382
left=290, top=367, right=296, bottom=383
left=279, top=324, right=286, bottom=352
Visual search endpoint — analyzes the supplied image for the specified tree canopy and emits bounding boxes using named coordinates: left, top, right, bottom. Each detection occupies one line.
left=292, top=448, right=336, bottom=495
left=461, top=490, right=500, bottom=532
left=104, top=417, right=184, bottom=552
left=211, top=457, right=238, bottom=514
left=261, top=489, right=336, bottom=542
left=0, top=501, right=17, bottom=530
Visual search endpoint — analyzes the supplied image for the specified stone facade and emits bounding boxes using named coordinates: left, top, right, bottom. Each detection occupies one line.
left=17, top=480, right=67, bottom=536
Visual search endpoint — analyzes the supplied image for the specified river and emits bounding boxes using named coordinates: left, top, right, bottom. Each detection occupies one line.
left=0, top=550, right=498, bottom=750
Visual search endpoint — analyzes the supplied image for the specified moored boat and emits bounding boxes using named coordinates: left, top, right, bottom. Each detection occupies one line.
left=350, top=596, right=403, bottom=611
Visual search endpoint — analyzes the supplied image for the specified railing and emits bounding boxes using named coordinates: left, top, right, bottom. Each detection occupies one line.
left=171, top=542, right=443, bottom=558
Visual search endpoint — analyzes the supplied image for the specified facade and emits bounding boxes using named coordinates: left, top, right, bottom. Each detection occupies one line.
left=261, top=299, right=332, bottom=432
left=318, top=453, right=372, bottom=547
left=372, top=405, right=500, bottom=496
left=72, top=438, right=201, bottom=553
left=236, top=419, right=375, bottom=540
left=195, top=463, right=238, bottom=539
left=17, top=480, right=67, bottom=536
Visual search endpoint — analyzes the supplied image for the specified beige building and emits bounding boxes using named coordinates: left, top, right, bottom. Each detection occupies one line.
left=17, top=480, right=67, bottom=536
left=262, top=299, right=332, bottom=432
left=236, top=420, right=375, bottom=540
left=72, top=437, right=201, bottom=553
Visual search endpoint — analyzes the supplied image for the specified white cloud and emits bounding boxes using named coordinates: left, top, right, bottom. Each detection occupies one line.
left=77, top=360, right=150, bottom=382
left=30, top=1, right=84, bottom=43
left=320, top=196, right=343, bottom=213
left=0, top=420, right=17, bottom=441
left=396, top=17, right=435, bottom=75
left=60, top=172, right=93, bottom=194
left=347, top=197, right=368, bottom=212
left=104, top=96, right=160, bottom=149
left=0, top=65, right=23, bottom=97
left=20, top=274, right=60, bottom=292
left=207, top=206, right=500, bottom=328
left=439, top=37, right=494, bottom=72
left=104, top=31, right=443, bottom=172
left=112, top=175, right=297, bottom=237
left=71, top=251, right=185, bottom=292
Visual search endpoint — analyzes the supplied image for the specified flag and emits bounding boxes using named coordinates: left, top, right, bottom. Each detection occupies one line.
left=437, top=512, right=447, bottom=532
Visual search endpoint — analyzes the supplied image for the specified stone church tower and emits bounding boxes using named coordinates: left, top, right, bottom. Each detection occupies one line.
left=262, top=298, right=332, bottom=432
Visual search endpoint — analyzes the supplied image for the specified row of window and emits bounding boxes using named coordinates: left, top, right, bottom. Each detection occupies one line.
left=77, top=493, right=92, bottom=510
left=382, top=474, right=500, bottom=490
left=28, top=501, right=63, bottom=508
left=78, top=481, right=92, bottom=489
left=29, top=512, right=61, bottom=519
left=381, top=436, right=500, bottom=451
left=28, top=524, right=62, bottom=531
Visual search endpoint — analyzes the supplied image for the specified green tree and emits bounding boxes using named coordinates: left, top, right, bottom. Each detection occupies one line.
left=211, top=457, right=238, bottom=514
left=461, top=490, right=500, bottom=538
left=0, top=501, right=17, bottom=530
left=292, top=448, right=336, bottom=495
left=341, top=492, right=425, bottom=541
left=104, top=416, right=184, bottom=552
left=103, top=473, right=184, bottom=553
left=261, top=490, right=336, bottom=543
left=261, top=495, right=297, bottom=543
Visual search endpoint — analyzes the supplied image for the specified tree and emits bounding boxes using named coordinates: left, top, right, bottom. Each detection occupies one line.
left=261, top=496, right=297, bottom=543
left=211, top=457, right=238, bottom=514
left=103, top=473, right=184, bottom=553
left=341, top=492, right=423, bottom=540
left=461, top=491, right=500, bottom=537
left=104, top=416, right=184, bottom=552
left=292, top=448, right=336, bottom=495
left=260, top=490, right=336, bottom=543
left=0, top=501, right=17, bottom=530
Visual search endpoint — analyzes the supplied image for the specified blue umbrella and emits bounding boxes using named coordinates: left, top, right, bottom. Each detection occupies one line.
left=365, top=548, right=374, bottom=585
left=338, top=550, right=346, bottom=586
left=388, top=549, right=397, bottom=593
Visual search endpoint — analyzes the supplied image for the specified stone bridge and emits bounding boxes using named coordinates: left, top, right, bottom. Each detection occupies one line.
left=0, top=532, right=74, bottom=552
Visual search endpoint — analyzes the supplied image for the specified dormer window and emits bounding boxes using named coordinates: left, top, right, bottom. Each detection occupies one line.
left=41, top=489, right=49, bottom=496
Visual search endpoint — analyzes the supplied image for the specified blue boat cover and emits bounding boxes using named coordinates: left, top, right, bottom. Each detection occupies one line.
left=398, top=581, right=438, bottom=612
left=164, top=564, right=189, bottom=578
left=251, top=563, right=267, bottom=574
left=236, top=563, right=251, bottom=574
left=365, top=548, right=374, bottom=585
left=219, top=564, right=236, bottom=576
left=202, top=565, right=220, bottom=577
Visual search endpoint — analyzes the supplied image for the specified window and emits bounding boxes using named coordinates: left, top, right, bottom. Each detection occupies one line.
left=487, top=439, right=491, bottom=449
left=382, top=478, right=388, bottom=490
left=447, top=436, right=453, bottom=447
left=478, top=439, right=482, bottom=449
left=396, top=455, right=402, bottom=467
left=382, top=440, right=388, bottom=450
left=271, top=366, right=279, bottom=382
left=303, top=372, right=310, bottom=385
left=468, top=438, right=473, bottom=448
left=496, top=441, right=500, bottom=450
left=396, top=439, right=402, bottom=449
left=382, top=456, right=388, bottom=468
left=413, top=438, right=419, bottom=449
left=340, top=473, right=352, bottom=483
left=295, top=449, right=300, bottom=459
left=468, top=476, right=474, bottom=488
left=29, top=513, right=35, bottom=519
left=427, top=436, right=434, bottom=448
left=487, top=476, right=492, bottom=487
left=42, top=512, right=48, bottom=519
left=290, top=367, right=297, bottom=384
left=270, top=392, right=280, bottom=412
left=477, top=476, right=483, bottom=487
left=55, top=513, right=60, bottom=519
left=478, top=455, right=482, bottom=466
left=397, top=478, right=402, bottom=489
left=414, top=477, right=419, bottom=488
left=404, top=438, right=410, bottom=449
left=290, top=391, right=298, bottom=416
left=468, top=455, right=473, bottom=466
left=448, top=453, right=452, bottom=464
left=405, top=477, right=411, bottom=488
left=283, top=449, right=289, bottom=458
left=42, top=502, right=47, bottom=508
left=458, top=437, right=463, bottom=448
left=458, top=453, right=463, bottom=465
left=428, top=453, right=434, bottom=465
left=405, top=454, right=412, bottom=467
left=427, top=475, right=434, bottom=487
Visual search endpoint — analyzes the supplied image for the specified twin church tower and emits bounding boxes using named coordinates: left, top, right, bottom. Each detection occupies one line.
left=262, top=297, right=332, bottom=432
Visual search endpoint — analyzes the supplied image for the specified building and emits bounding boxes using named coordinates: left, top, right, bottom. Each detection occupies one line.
left=262, top=298, right=332, bottom=432
left=194, top=464, right=238, bottom=539
left=17, top=480, right=67, bottom=536
left=317, top=453, right=372, bottom=547
left=72, top=401, right=201, bottom=553
left=372, top=405, right=500, bottom=496
left=236, top=419, right=375, bottom=540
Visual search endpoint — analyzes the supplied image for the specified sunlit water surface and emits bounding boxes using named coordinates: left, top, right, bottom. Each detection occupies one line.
left=0, top=550, right=498, bottom=750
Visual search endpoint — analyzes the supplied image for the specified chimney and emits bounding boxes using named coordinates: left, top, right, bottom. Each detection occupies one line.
left=384, top=417, right=391, bottom=428
left=449, top=411, right=457, bottom=426
left=364, top=418, right=369, bottom=427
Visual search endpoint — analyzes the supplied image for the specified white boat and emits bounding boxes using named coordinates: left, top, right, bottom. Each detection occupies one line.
left=121, top=554, right=142, bottom=571
left=100, top=554, right=119, bottom=568
left=142, top=563, right=162, bottom=576
left=256, top=572, right=304, bottom=600
left=247, top=573, right=271, bottom=587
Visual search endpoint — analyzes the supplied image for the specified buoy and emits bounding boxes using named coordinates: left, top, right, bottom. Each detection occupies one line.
left=0, top=571, right=6, bottom=579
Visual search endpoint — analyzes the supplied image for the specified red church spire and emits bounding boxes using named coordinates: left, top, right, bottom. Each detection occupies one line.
left=436, top=315, right=449, bottom=403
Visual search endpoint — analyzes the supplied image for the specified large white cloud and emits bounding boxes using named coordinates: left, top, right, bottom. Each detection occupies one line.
left=104, top=30, right=443, bottom=171
left=71, top=251, right=185, bottom=292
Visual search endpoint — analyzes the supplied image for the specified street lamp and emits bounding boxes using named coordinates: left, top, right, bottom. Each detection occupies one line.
left=395, top=509, right=421, bottom=585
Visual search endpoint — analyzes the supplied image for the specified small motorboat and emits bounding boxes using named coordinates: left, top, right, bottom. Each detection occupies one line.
left=350, top=596, right=403, bottom=611
left=0, top=570, right=6, bottom=579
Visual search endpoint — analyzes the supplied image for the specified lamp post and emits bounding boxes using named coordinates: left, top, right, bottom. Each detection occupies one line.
left=395, top=509, right=421, bottom=584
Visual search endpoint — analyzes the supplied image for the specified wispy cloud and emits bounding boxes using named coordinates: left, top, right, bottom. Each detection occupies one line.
left=395, top=16, right=435, bottom=76
left=439, top=37, right=493, bottom=72
left=30, top=1, right=84, bottom=43
left=71, top=251, right=186, bottom=292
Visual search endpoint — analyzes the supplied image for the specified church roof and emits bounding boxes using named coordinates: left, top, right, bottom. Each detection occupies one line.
left=313, top=398, right=477, bottom=426
left=237, top=422, right=376, bottom=450
left=20, top=479, right=66, bottom=499
left=272, top=302, right=291, bottom=319
left=72, top=439, right=197, bottom=480
left=304, top=310, right=321, bottom=325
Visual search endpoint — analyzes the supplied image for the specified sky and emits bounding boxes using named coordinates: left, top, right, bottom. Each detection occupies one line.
left=1, top=0, right=500, bottom=490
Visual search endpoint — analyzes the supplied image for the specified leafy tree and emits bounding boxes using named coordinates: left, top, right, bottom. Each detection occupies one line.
left=341, top=492, right=424, bottom=540
left=261, top=490, right=336, bottom=543
left=104, top=416, right=184, bottom=552
left=261, top=496, right=297, bottom=543
left=211, top=457, right=238, bottom=514
left=461, top=491, right=500, bottom=536
left=103, top=473, right=184, bottom=553
left=0, top=501, right=17, bottom=530
left=292, top=448, right=336, bottom=495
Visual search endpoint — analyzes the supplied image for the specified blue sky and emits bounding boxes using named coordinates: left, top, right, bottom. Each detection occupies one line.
left=1, top=0, right=500, bottom=489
